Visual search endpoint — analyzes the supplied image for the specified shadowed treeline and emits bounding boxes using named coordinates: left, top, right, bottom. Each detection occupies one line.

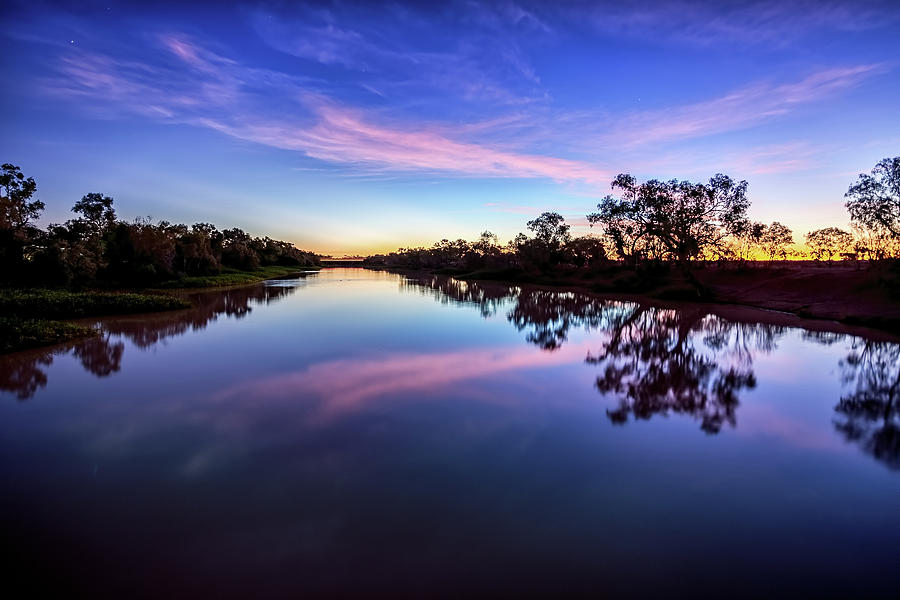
left=402, top=273, right=900, bottom=468
left=368, top=158, right=900, bottom=273
left=0, top=282, right=300, bottom=400
left=1, top=163, right=319, bottom=288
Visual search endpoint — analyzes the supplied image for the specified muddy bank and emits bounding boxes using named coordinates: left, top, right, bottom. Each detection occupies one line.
left=693, top=263, right=900, bottom=333
left=377, top=262, right=900, bottom=336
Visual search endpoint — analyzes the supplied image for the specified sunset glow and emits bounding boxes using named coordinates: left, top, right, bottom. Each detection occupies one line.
left=3, top=1, right=899, bottom=254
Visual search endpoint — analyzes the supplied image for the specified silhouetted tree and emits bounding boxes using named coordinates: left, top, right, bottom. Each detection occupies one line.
left=73, top=192, right=116, bottom=234
left=732, top=221, right=767, bottom=263
left=515, top=212, right=572, bottom=270
left=0, top=163, right=44, bottom=281
left=845, top=157, right=900, bottom=246
left=806, top=227, right=853, bottom=261
left=527, top=212, right=571, bottom=247
left=759, top=221, right=793, bottom=261
left=566, top=235, right=607, bottom=269
left=587, top=173, right=750, bottom=264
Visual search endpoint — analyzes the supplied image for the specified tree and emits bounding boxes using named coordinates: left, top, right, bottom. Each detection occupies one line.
left=526, top=212, right=571, bottom=247
left=566, top=235, right=607, bottom=269
left=734, top=221, right=767, bottom=262
left=759, top=221, right=793, bottom=261
left=1, top=163, right=45, bottom=281
left=73, top=192, right=116, bottom=234
left=587, top=172, right=751, bottom=264
left=1, top=163, right=43, bottom=230
left=806, top=227, right=853, bottom=261
left=845, top=157, right=900, bottom=243
left=520, top=212, right=572, bottom=269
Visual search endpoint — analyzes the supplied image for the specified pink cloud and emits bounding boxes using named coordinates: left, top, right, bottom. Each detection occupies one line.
left=737, top=402, right=843, bottom=451
left=49, top=33, right=882, bottom=186
left=211, top=342, right=591, bottom=424
left=605, top=65, right=882, bottom=148
left=53, top=36, right=608, bottom=185
left=201, top=97, right=610, bottom=183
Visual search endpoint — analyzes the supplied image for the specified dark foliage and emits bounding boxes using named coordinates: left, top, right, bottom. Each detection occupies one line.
left=0, top=164, right=319, bottom=288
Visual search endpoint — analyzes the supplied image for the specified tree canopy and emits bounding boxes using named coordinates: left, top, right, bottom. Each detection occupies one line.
left=587, top=173, right=750, bottom=263
left=0, top=163, right=319, bottom=286
left=845, top=156, right=900, bottom=239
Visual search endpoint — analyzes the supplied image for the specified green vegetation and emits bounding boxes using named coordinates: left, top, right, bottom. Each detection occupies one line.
left=0, top=289, right=190, bottom=320
left=0, top=288, right=189, bottom=353
left=158, top=265, right=319, bottom=289
left=0, top=162, right=324, bottom=352
left=1, top=162, right=320, bottom=289
left=0, top=317, right=97, bottom=354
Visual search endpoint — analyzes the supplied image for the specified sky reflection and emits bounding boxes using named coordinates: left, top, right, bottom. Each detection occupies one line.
left=1, top=268, right=899, bottom=595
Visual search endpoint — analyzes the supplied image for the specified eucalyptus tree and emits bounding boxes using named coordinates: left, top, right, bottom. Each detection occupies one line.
left=845, top=157, right=900, bottom=247
left=587, top=173, right=751, bottom=265
left=760, top=222, right=794, bottom=261
left=806, top=227, right=853, bottom=261
left=1, top=163, right=44, bottom=280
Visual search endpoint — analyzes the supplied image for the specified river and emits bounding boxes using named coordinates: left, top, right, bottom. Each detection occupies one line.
left=2, top=268, right=898, bottom=596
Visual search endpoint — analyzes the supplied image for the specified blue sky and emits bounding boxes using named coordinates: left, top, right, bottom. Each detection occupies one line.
left=2, top=0, right=898, bottom=254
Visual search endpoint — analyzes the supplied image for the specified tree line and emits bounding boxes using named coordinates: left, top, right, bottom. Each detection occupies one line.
left=1, top=164, right=319, bottom=287
left=366, top=156, right=900, bottom=271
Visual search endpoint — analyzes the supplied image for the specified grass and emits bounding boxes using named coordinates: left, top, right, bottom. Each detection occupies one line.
left=1, top=265, right=319, bottom=353
left=0, top=317, right=98, bottom=354
left=157, top=265, right=319, bottom=289
left=0, top=289, right=190, bottom=320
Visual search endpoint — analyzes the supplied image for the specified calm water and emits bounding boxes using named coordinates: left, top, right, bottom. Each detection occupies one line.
left=2, top=268, right=898, bottom=597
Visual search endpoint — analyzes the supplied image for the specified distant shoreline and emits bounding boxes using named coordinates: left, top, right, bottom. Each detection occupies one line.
left=367, top=261, right=900, bottom=338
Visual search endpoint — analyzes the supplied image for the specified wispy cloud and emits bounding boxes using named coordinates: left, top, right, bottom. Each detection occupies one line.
left=201, top=98, right=610, bottom=182
left=39, top=21, right=886, bottom=184
left=49, top=35, right=606, bottom=184
left=248, top=2, right=550, bottom=108
left=573, top=0, right=898, bottom=47
left=602, top=65, right=883, bottom=149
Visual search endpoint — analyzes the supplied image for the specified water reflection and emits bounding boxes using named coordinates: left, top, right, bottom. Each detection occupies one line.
left=400, top=274, right=613, bottom=350
left=587, top=307, right=780, bottom=433
left=403, top=274, right=780, bottom=432
left=2, top=269, right=900, bottom=595
left=401, top=273, right=900, bottom=451
left=835, top=341, right=900, bottom=469
left=1, top=280, right=302, bottom=399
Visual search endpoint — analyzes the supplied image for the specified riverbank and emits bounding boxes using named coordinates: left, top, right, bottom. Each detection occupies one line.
left=0, top=289, right=189, bottom=353
left=380, top=261, right=900, bottom=334
left=156, top=265, right=320, bottom=289
left=1, top=266, right=319, bottom=353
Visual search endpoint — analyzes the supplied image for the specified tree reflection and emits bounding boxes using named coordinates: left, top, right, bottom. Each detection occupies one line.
left=834, top=341, right=900, bottom=470
left=402, top=274, right=614, bottom=350
left=403, top=274, right=785, bottom=432
left=103, top=283, right=296, bottom=348
left=1, top=283, right=298, bottom=400
left=587, top=307, right=782, bottom=433
left=399, top=274, right=512, bottom=318
left=0, top=352, right=52, bottom=400
left=507, top=290, right=612, bottom=350
left=0, top=334, right=123, bottom=400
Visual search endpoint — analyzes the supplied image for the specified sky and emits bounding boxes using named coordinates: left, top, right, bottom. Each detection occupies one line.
left=1, top=0, right=899, bottom=256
